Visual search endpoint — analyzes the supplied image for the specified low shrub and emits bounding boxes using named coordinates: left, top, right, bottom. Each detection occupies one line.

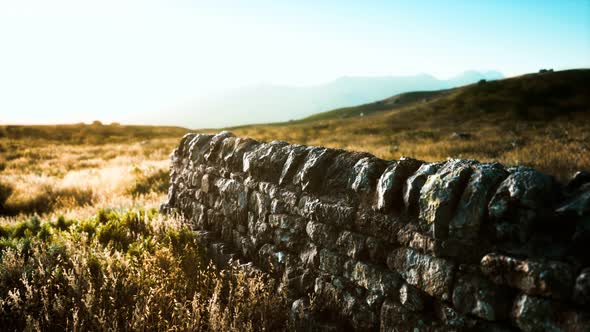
left=0, top=208, right=288, bottom=331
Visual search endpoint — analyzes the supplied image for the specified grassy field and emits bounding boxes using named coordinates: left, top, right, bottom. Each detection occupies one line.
left=231, top=69, right=590, bottom=182
left=0, top=69, right=588, bottom=330
left=0, top=124, right=288, bottom=331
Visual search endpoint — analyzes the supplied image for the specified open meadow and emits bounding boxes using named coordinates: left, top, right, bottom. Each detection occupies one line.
left=0, top=124, right=288, bottom=331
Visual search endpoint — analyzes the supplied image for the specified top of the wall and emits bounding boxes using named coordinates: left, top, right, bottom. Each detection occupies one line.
left=170, top=131, right=590, bottom=264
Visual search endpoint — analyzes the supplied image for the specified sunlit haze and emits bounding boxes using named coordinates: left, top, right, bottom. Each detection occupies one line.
left=1, top=0, right=589, bottom=126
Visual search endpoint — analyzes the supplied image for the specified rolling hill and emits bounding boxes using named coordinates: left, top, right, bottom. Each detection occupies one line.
left=146, top=70, right=503, bottom=128
left=230, top=69, right=590, bottom=180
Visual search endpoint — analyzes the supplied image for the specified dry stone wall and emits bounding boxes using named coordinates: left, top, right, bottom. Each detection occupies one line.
left=161, top=131, right=590, bottom=331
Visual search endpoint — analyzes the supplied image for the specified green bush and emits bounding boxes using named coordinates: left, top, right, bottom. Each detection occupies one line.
left=0, top=208, right=288, bottom=331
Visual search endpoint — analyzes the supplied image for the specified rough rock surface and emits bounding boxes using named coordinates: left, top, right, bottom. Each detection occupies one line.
left=163, top=132, right=590, bottom=331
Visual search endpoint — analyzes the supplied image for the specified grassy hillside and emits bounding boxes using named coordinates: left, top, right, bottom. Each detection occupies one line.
left=231, top=69, right=590, bottom=181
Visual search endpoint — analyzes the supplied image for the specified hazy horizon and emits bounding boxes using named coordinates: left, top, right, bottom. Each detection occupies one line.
left=1, top=0, right=589, bottom=126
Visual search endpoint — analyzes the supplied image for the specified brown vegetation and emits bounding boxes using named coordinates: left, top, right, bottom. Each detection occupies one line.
left=231, top=69, right=590, bottom=182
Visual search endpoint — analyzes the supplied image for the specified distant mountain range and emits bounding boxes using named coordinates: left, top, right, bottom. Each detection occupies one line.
left=145, top=70, right=503, bottom=128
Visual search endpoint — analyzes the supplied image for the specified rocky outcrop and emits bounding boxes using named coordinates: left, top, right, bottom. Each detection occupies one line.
left=162, top=132, right=590, bottom=331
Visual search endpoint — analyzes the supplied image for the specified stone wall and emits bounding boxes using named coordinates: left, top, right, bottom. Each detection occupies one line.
left=161, top=131, right=590, bottom=331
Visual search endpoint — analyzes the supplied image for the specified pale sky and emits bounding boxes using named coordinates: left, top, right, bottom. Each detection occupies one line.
left=1, top=0, right=589, bottom=125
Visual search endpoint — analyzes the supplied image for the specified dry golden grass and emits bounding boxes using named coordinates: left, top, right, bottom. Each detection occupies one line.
left=0, top=136, right=178, bottom=218
left=231, top=101, right=590, bottom=183
left=0, top=126, right=288, bottom=331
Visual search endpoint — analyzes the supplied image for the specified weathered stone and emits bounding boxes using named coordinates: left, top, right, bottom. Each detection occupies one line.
left=489, top=166, right=556, bottom=227
left=347, top=261, right=401, bottom=296
left=355, top=210, right=404, bottom=243
left=269, top=214, right=306, bottom=250
left=349, top=157, right=387, bottom=196
left=419, top=159, right=474, bottom=239
left=335, top=231, right=366, bottom=260
left=319, top=249, right=346, bottom=275
left=297, top=195, right=319, bottom=218
left=480, top=253, right=574, bottom=299
left=511, top=294, right=560, bottom=332
left=269, top=190, right=299, bottom=215
left=300, top=242, right=320, bottom=270
left=375, top=157, right=423, bottom=212
left=247, top=212, right=271, bottom=249
left=399, top=283, right=426, bottom=312
left=387, top=248, right=455, bottom=300
left=323, top=151, right=373, bottom=193
left=167, top=133, right=590, bottom=331
left=380, top=299, right=436, bottom=332
left=403, top=162, right=444, bottom=214
left=201, top=174, right=213, bottom=193
left=313, top=201, right=356, bottom=229
left=216, top=136, right=238, bottom=167
left=191, top=203, right=207, bottom=229
left=176, top=132, right=198, bottom=158
left=452, top=272, right=511, bottom=321
left=229, top=137, right=258, bottom=167
left=279, top=145, right=309, bottom=186
left=293, top=147, right=338, bottom=192
left=268, top=213, right=304, bottom=231
left=449, top=163, right=508, bottom=241
left=204, top=131, right=234, bottom=163
left=573, top=268, right=590, bottom=305
left=249, top=191, right=270, bottom=220
left=187, top=134, right=214, bottom=165
left=243, top=141, right=289, bottom=183
left=305, top=221, right=337, bottom=249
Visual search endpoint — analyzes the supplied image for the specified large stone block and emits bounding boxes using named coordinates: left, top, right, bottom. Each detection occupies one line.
left=223, top=137, right=259, bottom=172
left=305, top=221, right=337, bottom=249
left=293, top=147, right=339, bottom=192
left=380, top=299, right=436, bottom=332
left=323, top=151, right=373, bottom=194
left=375, top=157, right=423, bottom=212
left=278, top=144, right=309, bottom=186
left=419, top=159, right=474, bottom=239
left=335, top=231, right=367, bottom=260
left=355, top=210, right=405, bottom=243
left=300, top=242, right=320, bottom=270
left=313, top=201, right=357, bottom=229
left=204, top=131, right=234, bottom=164
left=511, top=294, right=560, bottom=332
left=349, top=156, right=387, bottom=196
left=399, top=283, right=427, bottom=312
left=249, top=191, right=270, bottom=220
left=243, top=140, right=290, bottom=183
left=449, top=163, right=508, bottom=241
left=452, top=272, right=512, bottom=321
left=387, top=248, right=456, bottom=300
left=186, top=134, right=213, bottom=165
left=347, top=260, right=401, bottom=296
left=403, top=162, right=444, bottom=214
left=488, top=166, right=556, bottom=230
left=319, top=249, right=346, bottom=275
left=480, top=253, right=574, bottom=299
